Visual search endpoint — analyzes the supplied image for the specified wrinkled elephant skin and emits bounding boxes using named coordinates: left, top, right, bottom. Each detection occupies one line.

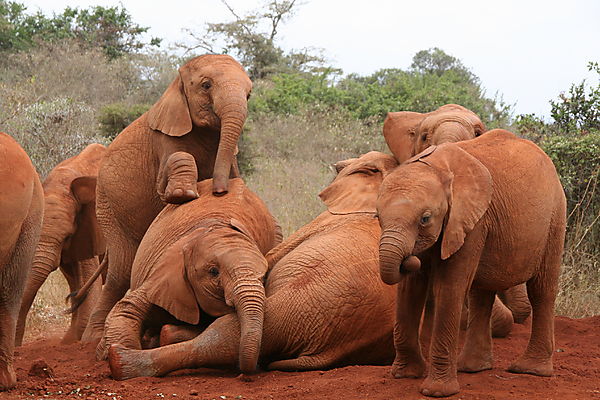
left=83, top=55, right=253, bottom=342
left=0, top=132, right=44, bottom=390
left=377, top=130, right=566, bottom=397
left=16, top=143, right=106, bottom=346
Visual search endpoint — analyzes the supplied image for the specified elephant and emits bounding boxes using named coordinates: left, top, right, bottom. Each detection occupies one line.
left=376, top=129, right=566, bottom=397
left=383, top=104, right=486, bottom=163
left=0, top=132, right=44, bottom=390
left=82, top=54, right=253, bottom=342
left=15, top=143, right=106, bottom=346
left=98, top=178, right=281, bottom=373
left=105, top=151, right=399, bottom=380
left=383, top=104, right=531, bottom=329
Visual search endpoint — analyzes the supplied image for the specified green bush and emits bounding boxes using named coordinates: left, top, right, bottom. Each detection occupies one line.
left=99, top=102, right=151, bottom=139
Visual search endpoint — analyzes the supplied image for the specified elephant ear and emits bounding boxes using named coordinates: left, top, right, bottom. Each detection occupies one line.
left=320, top=152, right=398, bottom=214
left=383, top=111, right=426, bottom=163
left=438, top=145, right=493, bottom=260
left=144, top=235, right=201, bottom=324
left=147, top=72, right=192, bottom=137
left=69, top=176, right=106, bottom=261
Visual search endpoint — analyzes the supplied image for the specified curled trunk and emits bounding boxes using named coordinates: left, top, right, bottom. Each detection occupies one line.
left=231, top=281, right=265, bottom=373
left=379, top=231, right=411, bottom=285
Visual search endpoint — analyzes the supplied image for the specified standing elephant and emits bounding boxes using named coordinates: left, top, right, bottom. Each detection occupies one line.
left=377, top=130, right=566, bottom=397
left=83, top=54, right=253, bottom=342
left=383, top=104, right=485, bottom=163
left=107, top=151, right=399, bottom=380
left=0, top=132, right=44, bottom=390
left=384, top=104, right=530, bottom=329
left=15, top=143, right=106, bottom=346
left=99, top=178, right=281, bottom=372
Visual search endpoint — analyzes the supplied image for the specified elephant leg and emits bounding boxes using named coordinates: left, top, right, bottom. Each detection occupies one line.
left=458, top=288, right=495, bottom=372
left=60, top=262, right=82, bottom=344
left=508, top=276, right=559, bottom=376
left=159, top=324, right=203, bottom=346
left=392, top=269, right=428, bottom=379
left=109, top=314, right=245, bottom=380
left=82, top=238, right=137, bottom=343
left=490, top=295, right=514, bottom=338
left=73, top=257, right=102, bottom=340
left=421, top=246, right=482, bottom=398
left=0, top=216, right=39, bottom=389
left=499, top=284, right=531, bottom=324
left=157, top=151, right=199, bottom=204
left=267, top=353, right=336, bottom=371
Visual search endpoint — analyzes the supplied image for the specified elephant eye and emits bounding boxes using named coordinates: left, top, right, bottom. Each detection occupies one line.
left=201, top=80, right=212, bottom=90
left=421, top=134, right=428, bottom=142
left=420, top=213, right=431, bottom=225
left=208, top=266, right=219, bottom=277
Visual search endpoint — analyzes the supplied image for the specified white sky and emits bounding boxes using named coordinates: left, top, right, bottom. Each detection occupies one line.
left=23, top=0, right=600, bottom=118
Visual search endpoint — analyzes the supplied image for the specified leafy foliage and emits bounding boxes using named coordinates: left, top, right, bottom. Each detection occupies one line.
left=98, top=102, right=151, bottom=140
left=550, top=62, right=600, bottom=134
left=249, top=48, right=512, bottom=127
left=0, top=1, right=160, bottom=58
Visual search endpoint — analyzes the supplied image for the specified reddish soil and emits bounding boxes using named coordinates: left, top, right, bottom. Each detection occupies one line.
left=3, top=315, right=599, bottom=400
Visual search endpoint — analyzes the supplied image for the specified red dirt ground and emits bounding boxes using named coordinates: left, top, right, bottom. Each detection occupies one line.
left=3, top=315, right=599, bottom=400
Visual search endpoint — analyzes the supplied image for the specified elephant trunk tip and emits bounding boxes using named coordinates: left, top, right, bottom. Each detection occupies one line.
left=401, top=255, right=421, bottom=272
left=212, top=174, right=229, bottom=196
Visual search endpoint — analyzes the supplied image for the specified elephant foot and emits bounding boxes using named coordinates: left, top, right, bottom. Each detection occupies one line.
left=81, top=326, right=103, bottom=344
left=0, top=365, right=16, bottom=391
left=508, top=357, right=553, bottom=377
left=108, top=345, right=157, bottom=381
left=391, top=356, right=426, bottom=378
left=457, top=352, right=492, bottom=373
left=162, top=184, right=198, bottom=205
left=159, top=324, right=201, bottom=346
left=420, top=376, right=460, bottom=398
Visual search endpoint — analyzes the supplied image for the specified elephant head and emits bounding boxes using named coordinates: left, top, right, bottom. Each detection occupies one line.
left=377, top=144, right=492, bottom=284
left=147, top=54, right=252, bottom=194
left=139, top=219, right=268, bottom=373
left=319, top=151, right=399, bottom=214
left=383, top=104, right=486, bottom=163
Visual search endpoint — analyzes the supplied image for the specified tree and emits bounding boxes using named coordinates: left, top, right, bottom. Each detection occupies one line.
left=0, top=1, right=160, bottom=58
left=180, top=0, right=331, bottom=80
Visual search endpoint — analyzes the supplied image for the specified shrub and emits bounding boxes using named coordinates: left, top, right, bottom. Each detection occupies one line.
left=99, top=102, right=151, bottom=139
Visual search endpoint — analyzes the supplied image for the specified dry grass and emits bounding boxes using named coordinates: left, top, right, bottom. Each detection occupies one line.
left=23, top=272, right=70, bottom=342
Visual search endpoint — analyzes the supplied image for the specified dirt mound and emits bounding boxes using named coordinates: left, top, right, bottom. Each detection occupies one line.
left=2, top=316, right=599, bottom=399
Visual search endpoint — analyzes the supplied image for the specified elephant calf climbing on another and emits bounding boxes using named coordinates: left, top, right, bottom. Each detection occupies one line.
left=16, top=143, right=106, bottom=346
left=99, top=178, right=281, bottom=374
left=107, top=151, right=398, bottom=380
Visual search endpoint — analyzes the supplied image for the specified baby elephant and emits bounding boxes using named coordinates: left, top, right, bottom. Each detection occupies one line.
left=377, top=130, right=566, bottom=397
left=99, top=178, right=281, bottom=374
left=0, top=132, right=44, bottom=390
left=108, top=151, right=401, bottom=380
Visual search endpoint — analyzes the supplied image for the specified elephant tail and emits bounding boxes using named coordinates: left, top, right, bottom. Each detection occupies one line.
left=65, top=253, right=108, bottom=314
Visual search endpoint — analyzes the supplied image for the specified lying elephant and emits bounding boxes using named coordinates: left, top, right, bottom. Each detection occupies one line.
left=16, top=143, right=106, bottom=346
left=99, top=178, right=281, bottom=373
left=0, top=132, right=44, bottom=390
left=107, top=151, right=399, bottom=380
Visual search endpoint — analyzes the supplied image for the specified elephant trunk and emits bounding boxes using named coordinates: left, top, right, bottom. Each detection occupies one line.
left=379, top=230, right=416, bottom=285
left=232, top=280, right=265, bottom=373
left=16, top=236, right=63, bottom=346
left=211, top=89, right=248, bottom=195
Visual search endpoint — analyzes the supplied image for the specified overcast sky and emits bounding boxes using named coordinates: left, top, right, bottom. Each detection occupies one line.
left=22, top=0, right=600, bottom=118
